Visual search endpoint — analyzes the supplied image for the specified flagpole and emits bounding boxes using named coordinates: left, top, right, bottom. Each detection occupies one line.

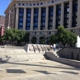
left=7, top=10, right=11, bottom=29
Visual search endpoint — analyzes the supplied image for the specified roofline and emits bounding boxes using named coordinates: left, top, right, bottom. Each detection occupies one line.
left=4, top=0, right=14, bottom=14
left=4, top=0, right=51, bottom=14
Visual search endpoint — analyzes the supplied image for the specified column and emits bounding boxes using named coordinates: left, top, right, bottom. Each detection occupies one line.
left=23, top=8, right=26, bottom=30
left=37, top=37, right=39, bottom=44
left=61, top=3, right=64, bottom=26
left=8, top=11, right=10, bottom=28
left=78, top=0, right=80, bottom=27
left=38, top=7, right=41, bottom=30
left=45, top=6, right=49, bottom=30
left=53, top=5, right=56, bottom=30
left=31, top=8, right=34, bottom=31
left=15, top=7, right=19, bottom=29
left=68, top=0, right=72, bottom=28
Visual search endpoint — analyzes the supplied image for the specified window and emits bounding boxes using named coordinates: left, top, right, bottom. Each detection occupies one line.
left=40, top=32, right=44, bottom=35
left=34, top=13, right=38, bottom=17
left=41, top=3, right=43, bottom=5
left=50, top=12, right=53, bottom=16
left=19, top=13, right=23, bottom=17
left=34, top=9, right=38, bottom=13
left=18, top=27, right=23, bottom=30
left=27, top=23, right=30, bottom=26
left=27, top=13, right=31, bottom=17
left=42, top=22, right=45, bottom=26
left=42, top=18, right=45, bottom=21
left=33, top=27, right=38, bottom=30
left=27, top=18, right=31, bottom=21
left=30, top=4, right=32, bottom=6
left=58, top=10, right=61, bottom=15
left=22, top=3, right=24, bottom=6
left=34, top=18, right=38, bottom=22
left=19, top=18, right=23, bottom=21
left=34, top=23, right=38, bottom=26
left=76, top=5, right=78, bottom=10
left=19, top=22, right=23, bottom=26
left=18, top=3, right=21, bottom=5
left=37, top=3, right=39, bottom=5
left=52, top=0, right=54, bottom=3
left=33, top=4, right=35, bottom=6
left=67, top=8, right=69, bottom=12
left=18, top=8, right=24, bottom=29
left=47, top=32, right=51, bottom=34
left=26, top=27, right=30, bottom=30
left=42, top=13, right=46, bottom=16
left=19, top=8, right=24, bottom=13
left=27, top=9, right=31, bottom=13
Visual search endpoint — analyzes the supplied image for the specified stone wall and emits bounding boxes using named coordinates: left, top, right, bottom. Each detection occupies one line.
left=45, top=52, right=80, bottom=68
left=57, top=48, right=80, bottom=61
left=24, top=44, right=51, bottom=53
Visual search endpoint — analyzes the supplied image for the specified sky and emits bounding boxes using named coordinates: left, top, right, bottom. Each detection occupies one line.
left=0, top=0, right=12, bottom=16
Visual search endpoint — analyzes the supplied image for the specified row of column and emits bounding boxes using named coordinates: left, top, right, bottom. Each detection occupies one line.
left=15, top=0, right=78, bottom=31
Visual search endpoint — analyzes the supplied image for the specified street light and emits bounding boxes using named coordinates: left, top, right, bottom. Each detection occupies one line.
left=7, top=10, right=12, bottom=30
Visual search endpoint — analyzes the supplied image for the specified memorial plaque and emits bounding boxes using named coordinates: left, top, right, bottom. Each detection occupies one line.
left=37, top=45, right=42, bottom=51
left=28, top=44, right=34, bottom=51
left=24, top=44, right=51, bottom=53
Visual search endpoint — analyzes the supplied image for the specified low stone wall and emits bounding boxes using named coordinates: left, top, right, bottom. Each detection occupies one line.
left=45, top=52, right=80, bottom=68
left=24, top=44, right=51, bottom=53
left=57, top=48, right=80, bottom=61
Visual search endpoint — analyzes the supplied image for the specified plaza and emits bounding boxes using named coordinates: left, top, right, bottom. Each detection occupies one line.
left=2, top=0, right=80, bottom=79
left=0, top=46, right=80, bottom=80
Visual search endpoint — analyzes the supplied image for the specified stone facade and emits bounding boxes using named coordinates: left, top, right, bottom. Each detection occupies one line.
left=5, top=0, right=80, bottom=43
left=0, top=15, right=5, bottom=27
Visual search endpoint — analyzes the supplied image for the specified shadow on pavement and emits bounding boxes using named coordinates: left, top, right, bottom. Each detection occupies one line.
left=6, top=69, right=26, bottom=73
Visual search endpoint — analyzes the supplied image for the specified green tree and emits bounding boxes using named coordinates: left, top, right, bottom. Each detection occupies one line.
left=3, top=29, right=13, bottom=42
left=39, top=36, right=46, bottom=44
left=68, top=32, right=77, bottom=47
left=3, top=29, right=30, bottom=44
left=23, top=32, right=30, bottom=43
left=31, top=36, right=37, bottom=44
left=49, top=35, right=58, bottom=44
left=50, top=26, right=77, bottom=47
left=56, top=26, right=77, bottom=47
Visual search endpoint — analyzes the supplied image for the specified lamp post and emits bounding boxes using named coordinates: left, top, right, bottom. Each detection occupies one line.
left=7, top=10, right=12, bottom=29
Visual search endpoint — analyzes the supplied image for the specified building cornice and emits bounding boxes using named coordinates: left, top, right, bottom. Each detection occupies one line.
left=4, top=0, right=50, bottom=14
left=13, top=0, right=50, bottom=2
left=4, top=0, right=69, bottom=14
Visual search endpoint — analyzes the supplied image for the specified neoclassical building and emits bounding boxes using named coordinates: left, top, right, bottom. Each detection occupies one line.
left=5, top=0, right=80, bottom=43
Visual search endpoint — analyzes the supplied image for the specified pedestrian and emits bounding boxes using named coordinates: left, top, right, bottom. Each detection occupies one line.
left=53, top=43, right=56, bottom=51
left=50, top=45, right=53, bottom=49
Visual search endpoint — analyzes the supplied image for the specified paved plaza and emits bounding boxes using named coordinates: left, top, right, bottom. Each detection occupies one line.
left=0, top=46, right=80, bottom=80
left=0, top=60, right=80, bottom=80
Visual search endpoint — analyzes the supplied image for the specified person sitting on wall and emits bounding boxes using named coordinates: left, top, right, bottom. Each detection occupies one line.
left=50, top=45, right=53, bottom=50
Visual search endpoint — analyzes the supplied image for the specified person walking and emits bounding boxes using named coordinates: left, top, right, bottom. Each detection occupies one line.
left=53, top=43, right=56, bottom=51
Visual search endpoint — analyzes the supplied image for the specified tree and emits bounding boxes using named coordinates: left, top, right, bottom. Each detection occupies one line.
left=23, top=32, right=30, bottom=43
left=56, top=26, right=77, bottom=47
left=39, top=36, right=46, bottom=44
left=31, top=36, right=37, bottom=44
left=3, top=29, right=30, bottom=44
left=3, top=29, right=13, bottom=42
left=49, top=35, right=58, bottom=44
left=68, top=32, right=77, bottom=47
left=50, top=26, right=77, bottom=47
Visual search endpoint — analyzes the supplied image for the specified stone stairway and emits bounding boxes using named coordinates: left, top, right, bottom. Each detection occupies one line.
left=0, top=47, right=45, bottom=63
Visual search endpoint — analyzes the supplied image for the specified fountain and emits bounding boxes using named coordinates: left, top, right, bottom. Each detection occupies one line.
left=76, top=36, right=80, bottom=48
